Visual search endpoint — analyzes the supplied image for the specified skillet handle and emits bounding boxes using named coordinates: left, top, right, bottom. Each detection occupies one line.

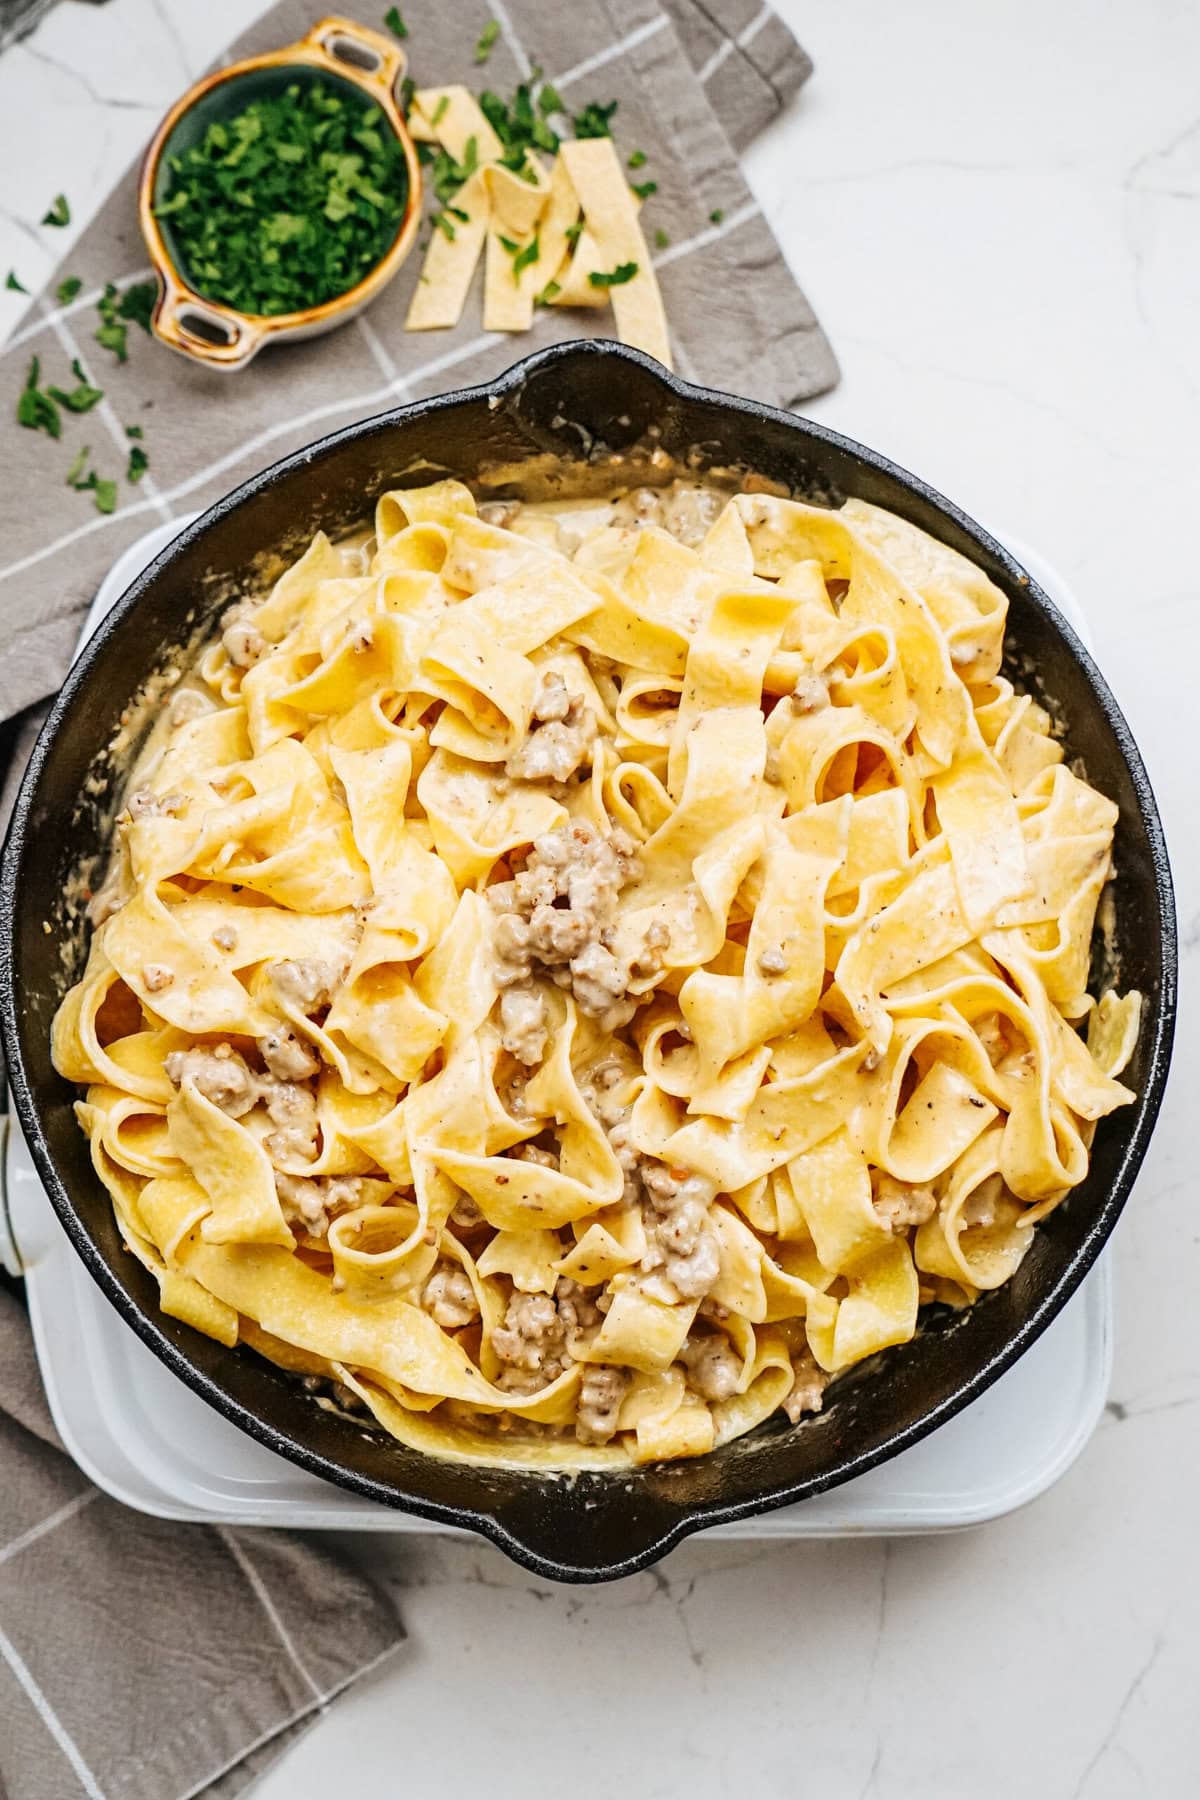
left=488, top=1479, right=689, bottom=1582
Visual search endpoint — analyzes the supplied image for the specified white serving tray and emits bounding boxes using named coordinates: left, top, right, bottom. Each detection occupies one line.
left=0, top=511, right=1112, bottom=1538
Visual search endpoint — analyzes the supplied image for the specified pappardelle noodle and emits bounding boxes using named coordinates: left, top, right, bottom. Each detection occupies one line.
left=54, top=474, right=1141, bottom=1468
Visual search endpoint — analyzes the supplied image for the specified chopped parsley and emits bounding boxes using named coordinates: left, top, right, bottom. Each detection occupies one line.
left=119, top=280, right=158, bottom=333
left=480, top=79, right=559, bottom=172
left=654, top=227, right=670, bottom=249
left=91, top=281, right=157, bottom=362
left=475, top=19, right=500, bottom=62
left=64, top=444, right=90, bottom=487
left=498, top=232, right=540, bottom=278
left=55, top=275, right=83, bottom=304
left=430, top=135, right=479, bottom=208
left=47, top=359, right=104, bottom=414
left=538, top=82, right=563, bottom=116
left=16, top=357, right=61, bottom=438
left=95, top=285, right=129, bottom=361
left=631, top=179, right=657, bottom=200
left=152, top=79, right=411, bottom=315
left=511, top=235, right=540, bottom=278
left=384, top=6, right=408, bottom=37
left=536, top=279, right=561, bottom=305
left=41, top=193, right=70, bottom=227
left=565, top=218, right=584, bottom=248
left=431, top=93, right=450, bottom=126
left=572, top=99, right=617, bottom=139
left=6, top=270, right=27, bottom=293
left=627, top=149, right=647, bottom=170
left=11, top=335, right=150, bottom=502
left=424, top=141, right=477, bottom=245
left=64, top=445, right=117, bottom=513
left=709, top=208, right=724, bottom=224
left=589, top=261, right=638, bottom=288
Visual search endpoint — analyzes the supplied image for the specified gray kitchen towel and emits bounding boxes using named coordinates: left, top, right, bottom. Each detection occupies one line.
left=666, top=0, right=814, bottom=150
left=0, top=0, right=836, bottom=730
left=0, top=1289, right=404, bottom=1800
left=0, top=4, right=830, bottom=1796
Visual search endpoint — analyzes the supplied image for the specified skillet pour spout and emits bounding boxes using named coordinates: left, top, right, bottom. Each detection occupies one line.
left=0, top=341, right=1176, bottom=1582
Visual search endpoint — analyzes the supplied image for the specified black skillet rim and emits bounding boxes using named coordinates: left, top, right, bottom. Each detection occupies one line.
left=0, top=340, right=1178, bottom=1581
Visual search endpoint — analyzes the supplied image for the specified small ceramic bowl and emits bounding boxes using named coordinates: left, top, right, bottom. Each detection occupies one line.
left=138, top=15, right=422, bottom=372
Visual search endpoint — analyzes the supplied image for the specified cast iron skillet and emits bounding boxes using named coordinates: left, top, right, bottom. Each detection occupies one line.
left=0, top=342, right=1176, bottom=1582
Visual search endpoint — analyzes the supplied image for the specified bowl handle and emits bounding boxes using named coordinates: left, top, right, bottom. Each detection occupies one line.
left=300, top=15, right=409, bottom=100
left=152, top=268, right=268, bottom=372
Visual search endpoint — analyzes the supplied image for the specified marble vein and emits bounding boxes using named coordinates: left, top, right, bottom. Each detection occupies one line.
left=1068, top=1632, right=1165, bottom=1800
left=17, top=41, right=159, bottom=110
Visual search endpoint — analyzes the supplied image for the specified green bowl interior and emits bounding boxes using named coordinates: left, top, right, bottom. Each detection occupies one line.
left=152, top=62, right=411, bottom=314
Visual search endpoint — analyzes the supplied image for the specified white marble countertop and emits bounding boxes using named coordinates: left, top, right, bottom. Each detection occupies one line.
left=2, top=1, right=1197, bottom=1794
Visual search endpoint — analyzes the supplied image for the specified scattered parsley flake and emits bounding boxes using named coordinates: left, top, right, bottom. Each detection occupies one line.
left=17, top=356, right=61, bottom=438
left=48, top=358, right=104, bottom=414
left=654, top=227, right=670, bottom=249
left=481, top=80, right=559, bottom=172
left=432, top=94, right=450, bottom=126
left=384, top=6, right=408, bottom=37
left=497, top=234, right=520, bottom=254
left=95, top=321, right=127, bottom=361
left=127, top=444, right=149, bottom=483
left=589, top=261, right=638, bottom=288
left=590, top=261, right=636, bottom=288
left=64, top=446, right=117, bottom=512
left=631, top=179, right=657, bottom=200
left=475, top=20, right=500, bottom=62
left=709, top=208, right=724, bottom=224
left=627, top=149, right=647, bottom=170
left=399, top=76, right=415, bottom=117
left=565, top=218, right=584, bottom=248
left=118, top=280, right=157, bottom=333
left=511, top=235, right=540, bottom=278
left=572, top=99, right=617, bottom=139
left=42, top=193, right=70, bottom=227
left=55, top=275, right=83, bottom=304
left=6, top=270, right=27, bottom=293
left=95, top=284, right=128, bottom=362
left=428, top=134, right=481, bottom=228
left=125, top=424, right=144, bottom=439
left=536, top=279, right=561, bottom=305
left=65, top=444, right=91, bottom=487
left=538, top=82, right=563, bottom=116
